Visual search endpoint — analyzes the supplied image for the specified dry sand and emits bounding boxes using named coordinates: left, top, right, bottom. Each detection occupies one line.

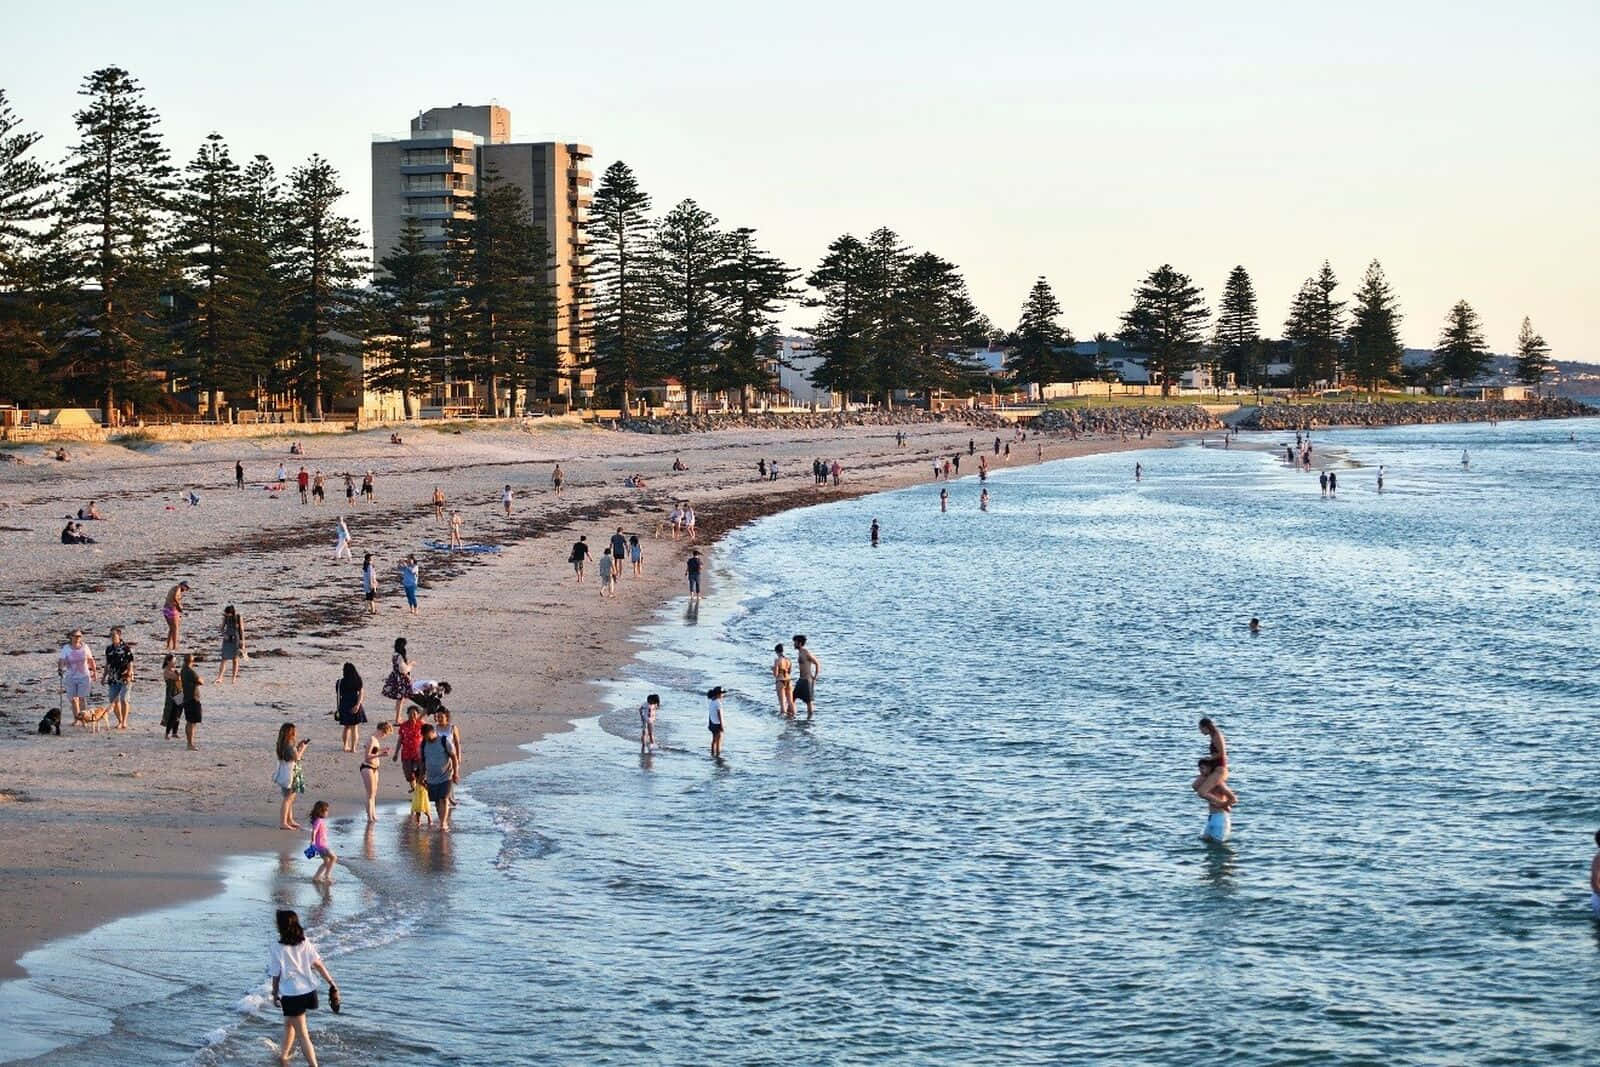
left=0, top=418, right=1167, bottom=978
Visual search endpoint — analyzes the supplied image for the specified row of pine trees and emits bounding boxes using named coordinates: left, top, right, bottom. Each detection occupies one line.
left=0, top=69, right=1560, bottom=423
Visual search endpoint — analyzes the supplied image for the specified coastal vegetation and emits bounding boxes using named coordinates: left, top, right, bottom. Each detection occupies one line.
left=0, top=68, right=1567, bottom=422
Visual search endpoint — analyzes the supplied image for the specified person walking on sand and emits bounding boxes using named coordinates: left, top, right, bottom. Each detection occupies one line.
left=361, top=553, right=378, bottom=614
left=267, top=909, right=340, bottom=1067
left=398, top=555, right=420, bottom=615
left=361, top=470, right=374, bottom=503
left=334, top=662, right=365, bottom=752
left=707, top=686, right=726, bottom=758
left=684, top=503, right=697, bottom=543
left=629, top=533, right=643, bottom=577
left=297, top=466, right=309, bottom=504
left=235, top=460, right=245, bottom=490
left=599, top=548, right=616, bottom=597
left=551, top=463, right=564, bottom=495
left=161, top=654, right=182, bottom=739
left=342, top=472, right=355, bottom=506
left=773, top=643, right=795, bottom=717
left=793, top=634, right=821, bottom=720
left=686, top=549, right=703, bottom=600
left=502, top=484, right=514, bottom=517
left=432, top=485, right=446, bottom=520
left=360, top=721, right=393, bottom=822
left=382, top=638, right=413, bottom=718
left=610, top=527, right=628, bottom=580
left=104, top=626, right=134, bottom=730
left=58, top=629, right=96, bottom=723
left=162, top=581, right=189, bottom=651
left=333, top=517, right=351, bottom=560
left=420, top=723, right=457, bottom=831
left=216, top=605, right=246, bottom=683
left=275, top=723, right=310, bottom=828
left=570, top=534, right=590, bottom=582
left=311, top=470, right=325, bottom=504
left=448, top=509, right=464, bottom=548
left=639, top=693, right=659, bottom=753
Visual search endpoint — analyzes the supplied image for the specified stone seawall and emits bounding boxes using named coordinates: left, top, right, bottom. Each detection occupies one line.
left=1237, top=397, right=1592, bottom=431
left=1, top=414, right=588, bottom=446
left=1031, top=405, right=1223, bottom=434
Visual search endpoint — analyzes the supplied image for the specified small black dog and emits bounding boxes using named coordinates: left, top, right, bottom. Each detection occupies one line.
left=38, top=708, right=61, bottom=736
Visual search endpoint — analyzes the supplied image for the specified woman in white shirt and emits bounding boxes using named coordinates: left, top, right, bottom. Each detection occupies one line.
left=268, top=909, right=339, bottom=1065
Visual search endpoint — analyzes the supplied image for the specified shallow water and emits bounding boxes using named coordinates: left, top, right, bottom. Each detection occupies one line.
left=6, top=419, right=1600, bottom=1064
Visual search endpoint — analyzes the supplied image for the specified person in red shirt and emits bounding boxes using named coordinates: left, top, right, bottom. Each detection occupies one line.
left=393, top=705, right=425, bottom=785
left=296, top=466, right=310, bottom=504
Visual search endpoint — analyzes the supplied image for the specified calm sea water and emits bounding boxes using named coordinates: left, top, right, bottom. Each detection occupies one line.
left=6, top=419, right=1600, bottom=1065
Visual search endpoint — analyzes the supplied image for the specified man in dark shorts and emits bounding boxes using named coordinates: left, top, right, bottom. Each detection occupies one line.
left=609, top=527, right=627, bottom=580
left=235, top=461, right=244, bottom=489
left=793, top=634, right=820, bottom=720
left=394, top=705, right=425, bottom=785
left=180, top=652, right=203, bottom=749
left=570, top=535, right=590, bottom=582
left=420, top=723, right=457, bottom=831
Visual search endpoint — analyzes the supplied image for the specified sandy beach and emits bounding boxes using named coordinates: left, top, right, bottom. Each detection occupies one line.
left=0, top=417, right=1167, bottom=979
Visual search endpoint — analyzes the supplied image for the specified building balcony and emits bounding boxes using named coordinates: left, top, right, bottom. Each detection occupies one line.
left=566, top=143, right=593, bottom=159
left=566, top=169, right=593, bottom=187
left=399, top=160, right=475, bottom=175
left=403, top=185, right=473, bottom=197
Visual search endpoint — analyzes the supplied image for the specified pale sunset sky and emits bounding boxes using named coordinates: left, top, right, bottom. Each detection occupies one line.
left=8, top=0, right=1597, bottom=358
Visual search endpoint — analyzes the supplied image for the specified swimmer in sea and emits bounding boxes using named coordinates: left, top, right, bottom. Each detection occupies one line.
left=870, top=519, right=880, bottom=547
left=979, top=487, right=989, bottom=511
left=939, top=488, right=948, bottom=513
left=1377, top=465, right=1384, bottom=492
left=1197, top=717, right=1237, bottom=810
left=1461, top=450, right=1469, bottom=469
left=1248, top=617, right=1260, bottom=634
left=1135, top=462, right=1142, bottom=482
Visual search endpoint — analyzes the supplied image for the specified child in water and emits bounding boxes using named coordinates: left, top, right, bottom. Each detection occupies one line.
left=411, top=778, right=432, bottom=826
left=307, top=801, right=337, bottom=884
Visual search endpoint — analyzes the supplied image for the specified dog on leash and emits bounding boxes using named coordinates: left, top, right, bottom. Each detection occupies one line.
left=38, top=708, right=61, bottom=735
left=73, top=705, right=110, bottom=733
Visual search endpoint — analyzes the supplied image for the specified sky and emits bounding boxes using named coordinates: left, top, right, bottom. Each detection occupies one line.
left=7, top=0, right=1597, bottom=359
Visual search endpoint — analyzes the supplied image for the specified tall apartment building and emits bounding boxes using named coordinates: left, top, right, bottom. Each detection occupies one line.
left=371, top=104, right=593, bottom=401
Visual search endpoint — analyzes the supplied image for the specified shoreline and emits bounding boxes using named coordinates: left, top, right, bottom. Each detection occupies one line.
left=0, top=419, right=1170, bottom=981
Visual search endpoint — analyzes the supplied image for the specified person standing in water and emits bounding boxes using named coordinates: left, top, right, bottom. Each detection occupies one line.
left=1328, top=471, right=1338, bottom=496
left=1377, top=465, right=1385, bottom=492
left=685, top=549, right=703, bottom=600
left=1589, top=830, right=1600, bottom=917
left=267, top=909, right=340, bottom=1067
left=707, top=686, right=726, bottom=758
left=793, top=635, right=820, bottom=719
left=1462, top=450, right=1469, bottom=469
left=980, top=487, right=990, bottom=511
left=1135, top=462, right=1142, bottom=482
left=1319, top=471, right=1328, bottom=497
left=772, top=643, right=795, bottom=718
left=939, top=487, right=948, bottom=513
left=870, top=519, right=880, bottom=547
left=1197, top=718, right=1237, bottom=809
left=639, top=693, right=659, bottom=753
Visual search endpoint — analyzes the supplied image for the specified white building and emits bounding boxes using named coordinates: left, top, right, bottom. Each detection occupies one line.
left=776, top=337, right=835, bottom=409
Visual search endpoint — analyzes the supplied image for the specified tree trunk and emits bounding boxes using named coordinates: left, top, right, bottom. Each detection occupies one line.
left=740, top=386, right=751, bottom=416
left=621, top=382, right=632, bottom=419
left=310, top=350, right=324, bottom=420
left=402, top=367, right=415, bottom=419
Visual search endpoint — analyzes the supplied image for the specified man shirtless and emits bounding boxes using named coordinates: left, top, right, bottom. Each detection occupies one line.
left=792, top=634, right=821, bottom=720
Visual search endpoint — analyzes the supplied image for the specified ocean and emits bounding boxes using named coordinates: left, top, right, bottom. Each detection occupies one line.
left=5, top=419, right=1600, bottom=1065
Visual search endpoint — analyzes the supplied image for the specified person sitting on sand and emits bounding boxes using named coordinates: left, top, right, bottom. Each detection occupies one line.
left=78, top=501, right=103, bottom=520
left=54, top=447, right=69, bottom=462
left=672, top=455, right=687, bottom=472
left=60, top=521, right=95, bottom=545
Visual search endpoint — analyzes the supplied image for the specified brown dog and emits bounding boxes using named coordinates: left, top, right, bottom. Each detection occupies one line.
left=73, top=705, right=110, bottom=734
